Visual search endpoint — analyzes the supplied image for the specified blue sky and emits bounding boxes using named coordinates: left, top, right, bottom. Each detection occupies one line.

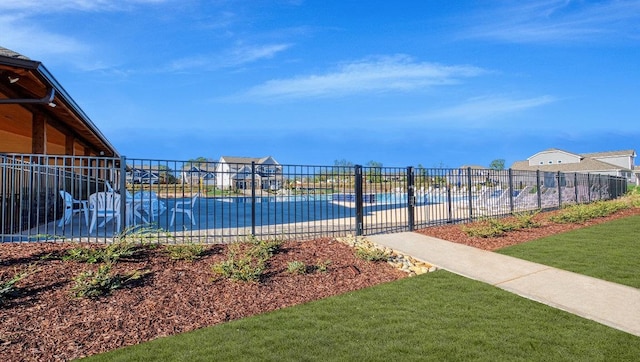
left=2, top=0, right=639, bottom=168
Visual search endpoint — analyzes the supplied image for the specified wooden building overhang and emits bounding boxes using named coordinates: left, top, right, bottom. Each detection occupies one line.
left=0, top=47, right=119, bottom=157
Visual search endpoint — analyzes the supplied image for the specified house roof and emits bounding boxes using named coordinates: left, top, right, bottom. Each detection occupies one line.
left=0, top=46, right=118, bottom=157
left=582, top=149, right=636, bottom=158
left=526, top=148, right=582, bottom=161
left=511, top=158, right=628, bottom=172
left=219, top=156, right=277, bottom=165
left=459, top=164, right=487, bottom=169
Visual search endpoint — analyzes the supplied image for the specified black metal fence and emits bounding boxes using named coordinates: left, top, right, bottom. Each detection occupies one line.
left=0, top=154, right=628, bottom=243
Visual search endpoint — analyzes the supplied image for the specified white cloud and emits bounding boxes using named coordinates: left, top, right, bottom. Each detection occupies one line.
left=237, top=55, right=485, bottom=101
left=165, top=43, right=292, bottom=72
left=229, top=43, right=292, bottom=65
left=0, top=0, right=171, bottom=68
left=0, top=0, right=167, bottom=13
left=417, top=95, right=557, bottom=122
left=467, top=0, right=640, bottom=43
left=0, top=15, right=87, bottom=58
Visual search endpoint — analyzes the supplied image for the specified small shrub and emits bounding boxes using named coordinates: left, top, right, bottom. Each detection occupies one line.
left=463, top=218, right=516, bottom=238
left=71, top=263, right=149, bottom=298
left=512, top=211, right=541, bottom=229
left=549, top=201, right=628, bottom=224
left=165, top=243, right=206, bottom=261
left=0, top=264, right=38, bottom=305
left=355, top=247, right=388, bottom=262
left=211, top=254, right=264, bottom=282
left=63, top=246, right=104, bottom=263
left=246, top=236, right=282, bottom=260
left=462, top=223, right=506, bottom=238
left=116, top=225, right=166, bottom=247
left=63, top=239, right=141, bottom=264
left=314, top=260, right=332, bottom=273
left=287, top=260, right=307, bottom=274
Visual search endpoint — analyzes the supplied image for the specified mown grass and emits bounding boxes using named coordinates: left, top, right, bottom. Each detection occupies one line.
left=84, top=270, right=640, bottom=361
left=497, top=214, right=640, bottom=288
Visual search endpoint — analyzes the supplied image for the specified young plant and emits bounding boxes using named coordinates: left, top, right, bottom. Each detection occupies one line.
left=549, top=201, right=628, bottom=224
left=512, top=211, right=541, bottom=229
left=211, top=254, right=264, bottom=282
left=355, top=246, right=389, bottom=262
left=287, top=261, right=308, bottom=275
left=0, top=264, right=38, bottom=305
left=246, top=236, right=282, bottom=261
left=314, top=260, right=332, bottom=273
left=165, top=243, right=206, bottom=261
left=71, top=262, right=149, bottom=298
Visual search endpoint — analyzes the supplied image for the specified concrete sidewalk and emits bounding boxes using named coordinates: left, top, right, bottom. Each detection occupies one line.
left=368, top=232, right=640, bottom=337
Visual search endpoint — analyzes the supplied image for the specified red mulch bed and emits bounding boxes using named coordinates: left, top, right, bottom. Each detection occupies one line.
left=2, top=207, right=639, bottom=361
left=416, top=207, right=640, bottom=251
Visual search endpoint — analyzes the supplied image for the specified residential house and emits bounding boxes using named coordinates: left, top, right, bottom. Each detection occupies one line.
left=127, top=167, right=160, bottom=185
left=215, top=156, right=283, bottom=190
left=181, top=164, right=216, bottom=186
left=511, top=149, right=638, bottom=185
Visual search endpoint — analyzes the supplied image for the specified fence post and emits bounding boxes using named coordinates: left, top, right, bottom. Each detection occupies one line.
left=251, top=161, right=256, bottom=237
left=119, top=156, right=127, bottom=234
left=557, top=171, right=562, bottom=207
left=587, top=173, right=592, bottom=203
left=574, top=173, right=579, bottom=203
left=446, top=184, right=453, bottom=223
left=508, top=168, right=514, bottom=213
left=467, top=167, right=473, bottom=221
left=354, top=165, right=364, bottom=236
left=406, top=166, right=415, bottom=232
left=536, top=170, right=542, bottom=209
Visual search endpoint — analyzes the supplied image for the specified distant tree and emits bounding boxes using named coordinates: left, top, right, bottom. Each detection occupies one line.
left=489, top=159, right=506, bottom=170
left=366, top=160, right=383, bottom=168
left=366, top=161, right=383, bottom=183
left=433, top=161, right=449, bottom=169
left=331, top=159, right=354, bottom=176
left=189, top=157, right=209, bottom=162
left=333, top=159, right=354, bottom=167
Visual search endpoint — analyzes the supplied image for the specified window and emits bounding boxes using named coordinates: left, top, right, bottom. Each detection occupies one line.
left=558, top=160, right=562, bottom=164
left=548, top=161, right=553, bottom=164
left=540, top=161, right=543, bottom=165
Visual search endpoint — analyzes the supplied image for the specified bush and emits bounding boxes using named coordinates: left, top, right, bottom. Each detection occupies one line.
left=211, top=243, right=266, bottom=282
left=165, top=243, right=206, bottom=261
left=246, top=236, right=282, bottom=261
left=355, top=247, right=389, bottom=262
left=211, top=255, right=264, bottom=282
left=0, top=264, right=38, bottom=305
left=462, top=218, right=515, bottom=238
left=512, top=211, right=541, bottom=229
left=287, top=261, right=308, bottom=275
left=549, top=201, right=628, bottom=224
left=314, top=260, right=332, bottom=273
left=63, top=239, right=140, bottom=264
left=71, top=263, right=149, bottom=298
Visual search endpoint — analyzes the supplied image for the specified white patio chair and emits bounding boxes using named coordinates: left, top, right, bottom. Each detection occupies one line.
left=58, top=190, right=89, bottom=227
left=133, top=190, right=166, bottom=223
left=88, top=192, right=122, bottom=233
left=169, top=193, right=199, bottom=226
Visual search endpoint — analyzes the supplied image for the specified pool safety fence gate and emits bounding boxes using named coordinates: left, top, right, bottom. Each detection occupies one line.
left=0, top=154, right=627, bottom=243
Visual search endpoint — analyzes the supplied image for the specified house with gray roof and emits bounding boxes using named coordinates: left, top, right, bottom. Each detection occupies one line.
left=215, top=156, right=283, bottom=190
left=511, top=148, right=638, bottom=184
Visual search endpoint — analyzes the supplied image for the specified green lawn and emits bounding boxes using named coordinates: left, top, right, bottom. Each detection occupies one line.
left=497, top=214, right=640, bottom=289
left=84, top=270, right=640, bottom=361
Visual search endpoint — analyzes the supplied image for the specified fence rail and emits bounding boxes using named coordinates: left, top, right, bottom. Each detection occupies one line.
left=0, top=154, right=628, bottom=243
